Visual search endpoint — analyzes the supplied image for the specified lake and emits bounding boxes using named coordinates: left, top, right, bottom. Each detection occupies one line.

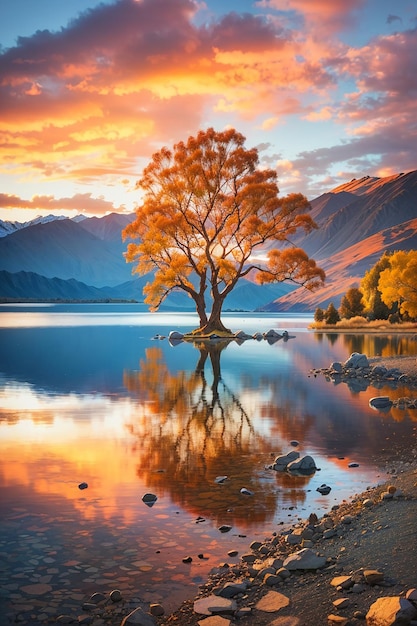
left=1, top=304, right=416, bottom=620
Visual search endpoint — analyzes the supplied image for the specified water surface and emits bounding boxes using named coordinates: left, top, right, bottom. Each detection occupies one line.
left=1, top=305, right=416, bottom=617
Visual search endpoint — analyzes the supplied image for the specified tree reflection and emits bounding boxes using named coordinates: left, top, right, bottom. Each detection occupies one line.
left=123, top=342, right=313, bottom=527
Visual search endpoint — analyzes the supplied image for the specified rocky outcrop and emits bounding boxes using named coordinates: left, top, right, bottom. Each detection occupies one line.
left=311, top=354, right=417, bottom=393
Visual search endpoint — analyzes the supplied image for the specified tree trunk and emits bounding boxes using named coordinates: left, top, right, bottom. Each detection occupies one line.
left=193, top=292, right=208, bottom=328
left=198, top=294, right=231, bottom=334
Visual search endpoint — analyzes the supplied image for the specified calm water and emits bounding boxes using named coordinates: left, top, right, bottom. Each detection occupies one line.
left=1, top=304, right=417, bottom=615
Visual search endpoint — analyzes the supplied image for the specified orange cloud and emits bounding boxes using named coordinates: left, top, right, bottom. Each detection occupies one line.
left=0, top=192, right=125, bottom=214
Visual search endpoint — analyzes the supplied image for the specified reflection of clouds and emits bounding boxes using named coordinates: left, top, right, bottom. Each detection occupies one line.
left=0, top=382, right=135, bottom=434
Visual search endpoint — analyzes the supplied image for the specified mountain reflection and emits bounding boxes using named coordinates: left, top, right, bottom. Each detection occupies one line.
left=124, top=342, right=314, bottom=527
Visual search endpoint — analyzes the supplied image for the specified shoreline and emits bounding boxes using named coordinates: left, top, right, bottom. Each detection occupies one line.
left=157, top=460, right=417, bottom=626
left=155, top=355, right=417, bottom=626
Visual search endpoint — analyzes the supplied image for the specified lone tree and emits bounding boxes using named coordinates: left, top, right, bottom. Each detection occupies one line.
left=123, top=128, right=325, bottom=334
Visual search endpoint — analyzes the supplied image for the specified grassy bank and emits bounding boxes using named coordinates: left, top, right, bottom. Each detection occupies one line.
left=310, top=316, right=417, bottom=333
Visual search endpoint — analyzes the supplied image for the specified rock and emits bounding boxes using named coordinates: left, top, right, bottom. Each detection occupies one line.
left=121, top=607, right=156, bottom=626
left=285, top=530, right=303, bottom=545
left=263, top=329, right=282, bottom=338
left=182, top=556, right=192, bottom=563
left=89, top=592, right=106, bottom=604
left=345, top=352, right=369, bottom=368
left=327, top=615, right=349, bottom=624
left=194, top=595, right=237, bottom=616
left=214, top=476, right=228, bottom=484
left=240, top=487, right=254, bottom=496
left=348, top=462, right=359, bottom=468
left=330, top=362, right=343, bottom=373
left=287, top=455, right=317, bottom=473
left=142, top=493, right=157, bottom=507
left=363, top=570, right=384, bottom=585
left=168, top=330, right=184, bottom=341
left=309, top=512, right=319, bottom=524
left=234, top=330, right=252, bottom=340
left=197, top=617, right=232, bottom=626
left=217, top=582, right=247, bottom=598
left=277, top=567, right=291, bottom=579
left=331, top=575, right=354, bottom=589
left=264, top=573, right=281, bottom=586
left=78, top=482, right=88, bottom=490
left=369, top=396, right=392, bottom=409
left=109, top=589, right=122, bottom=602
left=273, top=451, right=300, bottom=471
left=317, top=484, right=331, bottom=495
left=149, top=604, right=164, bottom=617
left=333, top=598, right=350, bottom=609
left=218, top=525, right=232, bottom=533
left=405, top=588, right=417, bottom=603
left=241, top=553, right=257, bottom=563
left=366, top=596, right=417, bottom=625
left=255, top=590, right=290, bottom=612
left=290, top=440, right=299, bottom=447
left=283, top=548, right=326, bottom=571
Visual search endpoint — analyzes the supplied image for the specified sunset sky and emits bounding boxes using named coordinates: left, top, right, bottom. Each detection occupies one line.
left=1, top=0, right=416, bottom=222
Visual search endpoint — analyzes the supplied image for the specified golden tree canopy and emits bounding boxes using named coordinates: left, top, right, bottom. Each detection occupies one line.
left=123, top=127, right=325, bottom=333
left=378, top=250, right=417, bottom=318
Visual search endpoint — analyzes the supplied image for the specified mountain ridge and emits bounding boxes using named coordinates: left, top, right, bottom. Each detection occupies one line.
left=0, top=169, right=416, bottom=311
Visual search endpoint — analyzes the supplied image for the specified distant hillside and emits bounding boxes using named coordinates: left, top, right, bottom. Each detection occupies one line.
left=0, top=270, right=293, bottom=310
left=0, top=218, right=133, bottom=286
left=1, top=170, right=416, bottom=311
left=263, top=170, right=417, bottom=311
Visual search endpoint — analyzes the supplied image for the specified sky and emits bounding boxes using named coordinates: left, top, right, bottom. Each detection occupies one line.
left=0, top=0, right=416, bottom=222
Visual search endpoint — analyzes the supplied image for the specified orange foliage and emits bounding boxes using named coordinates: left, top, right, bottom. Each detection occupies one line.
left=123, top=128, right=325, bottom=330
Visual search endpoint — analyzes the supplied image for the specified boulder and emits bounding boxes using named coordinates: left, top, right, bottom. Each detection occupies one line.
left=263, top=329, right=282, bottom=338
left=283, top=548, right=326, bottom=571
left=255, top=590, right=290, bottom=612
left=168, top=330, right=184, bottom=341
left=344, top=352, right=369, bottom=368
left=234, top=330, right=252, bottom=340
left=369, top=396, right=392, bottom=409
left=330, top=362, right=343, bottom=373
left=273, top=451, right=300, bottom=471
left=194, top=595, right=237, bottom=616
left=366, top=596, right=417, bottom=625
left=217, top=582, right=248, bottom=598
left=287, top=455, right=317, bottom=473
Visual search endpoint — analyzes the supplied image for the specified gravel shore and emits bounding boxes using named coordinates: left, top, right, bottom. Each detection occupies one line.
left=155, top=354, right=417, bottom=626
left=157, top=462, right=417, bottom=626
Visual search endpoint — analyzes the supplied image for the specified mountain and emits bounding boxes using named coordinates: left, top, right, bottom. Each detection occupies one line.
left=0, top=214, right=69, bottom=238
left=0, top=217, right=134, bottom=286
left=0, top=269, right=293, bottom=310
left=262, top=170, right=417, bottom=311
left=0, top=170, right=416, bottom=310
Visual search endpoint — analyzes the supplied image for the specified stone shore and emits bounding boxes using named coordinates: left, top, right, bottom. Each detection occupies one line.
left=6, top=460, right=414, bottom=626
